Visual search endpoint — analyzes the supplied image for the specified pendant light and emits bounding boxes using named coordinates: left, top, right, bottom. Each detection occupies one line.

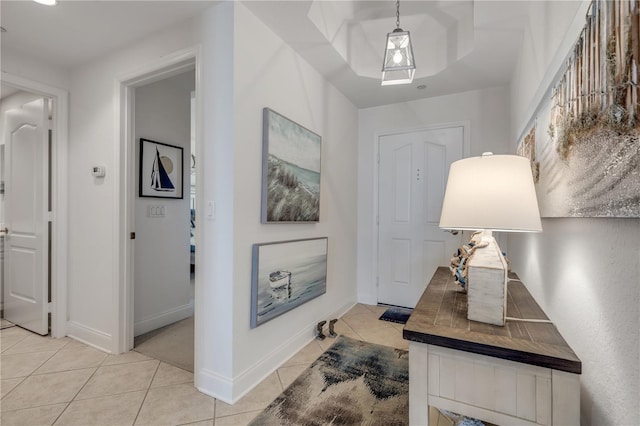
left=381, top=0, right=415, bottom=86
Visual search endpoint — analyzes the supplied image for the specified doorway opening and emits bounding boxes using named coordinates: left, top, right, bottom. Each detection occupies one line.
left=116, top=48, right=200, bottom=379
left=131, top=69, right=196, bottom=372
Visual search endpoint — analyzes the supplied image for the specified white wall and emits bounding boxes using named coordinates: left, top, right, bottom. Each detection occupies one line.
left=0, top=15, right=200, bottom=349
left=133, top=71, right=194, bottom=336
left=1, top=7, right=239, bottom=399
left=64, top=18, right=200, bottom=351
left=227, top=2, right=359, bottom=401
left=510, top=1, right=587, bottom=141
left=509, top=221, right=639, bottom=425
left=194, top=1, right=236, bottom=399
left=1, top=48, right=71, bottom=92
left=357, top=86, right=511, bottom=304
left=508, top=1, right=640, bottom=425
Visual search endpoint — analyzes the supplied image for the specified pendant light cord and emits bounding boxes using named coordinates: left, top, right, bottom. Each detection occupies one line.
left=396, top=0, right=400, bottom=29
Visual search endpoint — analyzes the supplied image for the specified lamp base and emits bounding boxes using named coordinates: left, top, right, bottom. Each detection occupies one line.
left=467, top=234, right=508, bottom=326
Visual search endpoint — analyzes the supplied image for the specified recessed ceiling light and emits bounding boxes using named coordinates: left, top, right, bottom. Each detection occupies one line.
left=33, top=0, right=57, bottom=5
left=416, top=84, right=427, bottom=90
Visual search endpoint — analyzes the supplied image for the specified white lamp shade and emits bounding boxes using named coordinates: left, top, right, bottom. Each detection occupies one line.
left=439, top=154, right=542, bottom=232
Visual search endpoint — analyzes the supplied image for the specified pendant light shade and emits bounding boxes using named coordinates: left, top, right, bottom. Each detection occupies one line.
left=381, top=1, right=415, bottom=86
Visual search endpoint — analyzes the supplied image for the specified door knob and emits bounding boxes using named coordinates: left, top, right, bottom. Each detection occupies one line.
left=1, top=227, right=8, bottom=235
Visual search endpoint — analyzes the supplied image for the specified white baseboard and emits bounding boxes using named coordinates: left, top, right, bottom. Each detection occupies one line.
left=66, top=321, right=112, bottom=353
left=196, top=368, right=235, bottom=405
left=219, top=300, right=356, bottom=404
left=134, top=302, right=194, bottom=337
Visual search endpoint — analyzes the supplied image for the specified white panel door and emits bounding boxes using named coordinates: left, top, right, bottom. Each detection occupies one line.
left=3, top=98, right=49, bottom=335
left=378, top=127, right=464, bottom=307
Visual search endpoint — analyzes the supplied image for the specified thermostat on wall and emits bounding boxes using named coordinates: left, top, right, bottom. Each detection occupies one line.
left=91, top=166, right=106, bottom=177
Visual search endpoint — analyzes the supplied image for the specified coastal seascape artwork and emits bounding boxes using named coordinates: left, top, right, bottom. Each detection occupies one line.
left=139, top=138, right=183, bottom=199
left=517, top=0, right=639, bottom=218
left=261, top=108, right=321, bottom=223
left=251, top=238, right=328, bottom=328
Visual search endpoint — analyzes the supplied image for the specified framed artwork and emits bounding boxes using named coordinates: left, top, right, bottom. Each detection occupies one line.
left=139, top=138, right=183, bottom=199
left=517, top=0, right=639, bottom=218
left=261, top=108, right=321, bottom=223
left=251, top=237, right=328, bottom=328
left=516, top=125, right=539, bottom=183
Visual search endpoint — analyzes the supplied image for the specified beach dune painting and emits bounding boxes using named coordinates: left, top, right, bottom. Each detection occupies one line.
left=261, top=108, right=321, bottom=223
left=251, top=238, right=328, bottom=328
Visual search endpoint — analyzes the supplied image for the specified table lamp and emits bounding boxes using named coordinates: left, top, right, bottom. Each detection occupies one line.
left=439, top=152, right=542, bottom=325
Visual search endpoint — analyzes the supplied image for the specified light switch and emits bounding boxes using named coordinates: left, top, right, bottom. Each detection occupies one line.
left=148, top=205, right=165, bottom=218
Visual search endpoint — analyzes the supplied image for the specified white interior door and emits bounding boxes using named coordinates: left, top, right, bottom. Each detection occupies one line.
left=378, top=127, right=464, bottom=307
left=2, top=98, right=50, bottom=335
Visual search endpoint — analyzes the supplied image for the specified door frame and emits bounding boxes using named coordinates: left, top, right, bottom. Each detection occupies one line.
left=115, top=46, right=202, bottom=359
left=1, top=73, right=69, bottom=338
left=372, top=122, right=470, bottom=304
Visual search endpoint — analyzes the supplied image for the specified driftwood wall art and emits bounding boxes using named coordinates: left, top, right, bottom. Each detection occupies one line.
left=519, top=0, right=639, bottom=217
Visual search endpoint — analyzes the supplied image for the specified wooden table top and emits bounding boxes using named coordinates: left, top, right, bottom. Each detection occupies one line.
left=403, top=267, right=582, bottom=374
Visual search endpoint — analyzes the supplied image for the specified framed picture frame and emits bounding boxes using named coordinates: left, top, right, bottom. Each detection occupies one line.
left=139, top=138, right=183, bottom=199
left=251, top=237, right=328, bottom=328
left=261, top=108, right=321, bottom=223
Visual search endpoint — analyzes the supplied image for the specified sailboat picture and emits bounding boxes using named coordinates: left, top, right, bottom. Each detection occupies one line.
left=139, top=138, right=184, bottom=199
left=151, top=147, right=175, bottom=191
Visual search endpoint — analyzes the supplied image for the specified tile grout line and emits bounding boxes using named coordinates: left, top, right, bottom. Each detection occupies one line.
left=212, top=382, right=217, bottom=426
left=131, top=358, right=162, bottom=426
left=0, top=401, right=71, bottom=425
left=340, top=319, right=366, bottom=342
left=0, top=347, right=61, bottom=402
left=31, top=352, right=109, bottom=377
left=2, top=337, right=66, bottom=357
left=176, top=418, right=215, bottom=426
left=0, top=337, right=192, bottom=424
left=274, top=368, right=288, bottom=393
left=0, top=375, right=27, bottom=401
left=2, top=337, right=82, bottom=424
left=51, top=361, right=103, bottom=425
left=62, top=345, right=149, bottom=405
left=0, top=331, right=30, bottom=353
left=4, top=304, right=396, bottom=425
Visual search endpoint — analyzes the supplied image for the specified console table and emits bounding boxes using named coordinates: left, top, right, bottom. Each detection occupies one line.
left=403, top=267, right=581, bottom=426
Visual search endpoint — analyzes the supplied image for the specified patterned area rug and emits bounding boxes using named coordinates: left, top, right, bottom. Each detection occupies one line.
left=378, top=306, right=413, bottom=325
left=250, top=336, right=409, bottom=426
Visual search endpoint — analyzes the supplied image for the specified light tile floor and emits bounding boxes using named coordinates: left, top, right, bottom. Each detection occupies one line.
left=1, top=305, right=448, bottom=426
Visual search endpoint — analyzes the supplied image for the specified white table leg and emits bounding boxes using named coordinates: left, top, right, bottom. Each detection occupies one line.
left=552, top=370, right=580, bottom=425
left=409, top=342, right=430, bottom=426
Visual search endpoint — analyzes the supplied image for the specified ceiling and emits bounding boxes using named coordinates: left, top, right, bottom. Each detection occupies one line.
left=1, top=0, right=533, bottom=108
